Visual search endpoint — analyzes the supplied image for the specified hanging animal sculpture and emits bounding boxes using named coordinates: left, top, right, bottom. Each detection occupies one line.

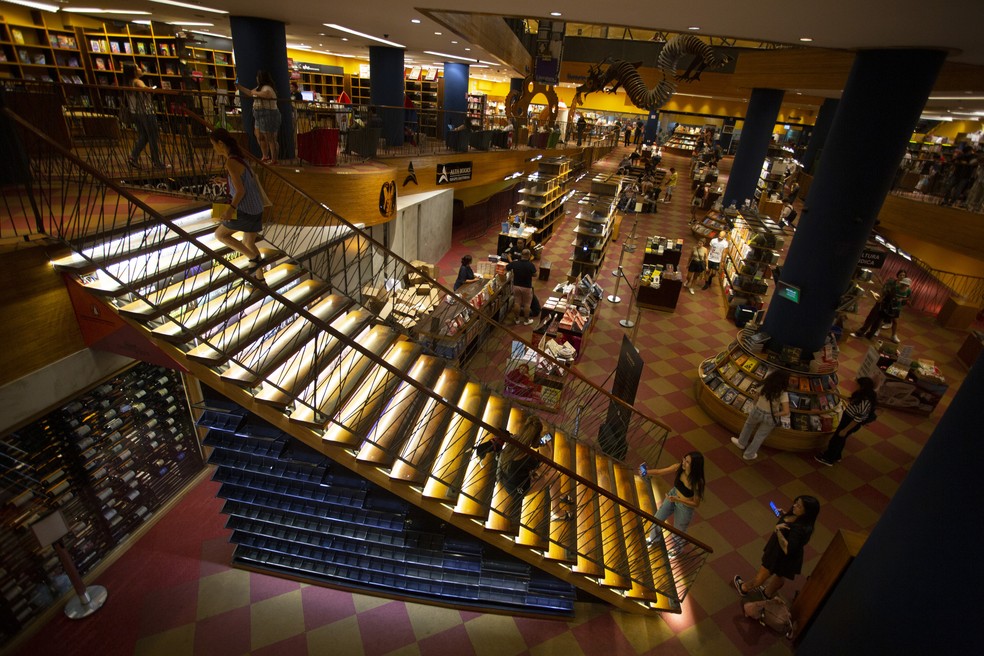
left=571, top=34, right=731, bottom=115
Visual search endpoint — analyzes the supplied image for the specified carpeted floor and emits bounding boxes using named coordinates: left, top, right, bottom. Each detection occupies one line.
left=13, top=148, right=972, bottom=656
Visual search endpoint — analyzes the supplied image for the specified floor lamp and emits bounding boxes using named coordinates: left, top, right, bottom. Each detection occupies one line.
left=31, top=510, right=108, bottom=619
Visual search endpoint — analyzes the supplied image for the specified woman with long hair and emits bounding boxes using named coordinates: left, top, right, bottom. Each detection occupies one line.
left=685, top=238, right=708, bottom=294
left=496, top=415, right=570, bottom=523
left=647, top=451, right=706, bottom=554
left=122, top=63, right=165, bottom=169
left=816, top=377, right=878, bottom=466
left=209, top=128, right=266, bottom=277
left=734, top=495, right=820, bottom=598
left=731, top=369, right=790, bottom=461
left=237, top=70, right=281, bottom=164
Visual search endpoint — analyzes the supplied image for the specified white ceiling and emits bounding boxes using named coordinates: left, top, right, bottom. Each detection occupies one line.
left=34, top=0, right=984, bottom=114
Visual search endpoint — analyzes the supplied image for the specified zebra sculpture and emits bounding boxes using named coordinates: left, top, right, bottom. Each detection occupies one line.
left=571, top=35, right=731, bottom=115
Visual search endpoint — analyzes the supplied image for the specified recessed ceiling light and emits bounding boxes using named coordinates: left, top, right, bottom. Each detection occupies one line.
left=550, top=12, right=562, bottom=16
left=464, top=48, right=471, bottom=51
left=434, top=32, right=442, bottom=36
left=323, top=23, right=405, bottom=48
left=319, top=33, right=326, bottom=36
left=799, top=37, right=813, bottom=42
left=411, top=19, right=421, bottom=24
left=451, top=41, right=458, bottom=44
left=63, top=8, right=152, bottom=14
left=149, top=0, right=227, bottom=14
left=341, top=37, right=348, bottom=41
left=688, top=26, right=700, bottom=31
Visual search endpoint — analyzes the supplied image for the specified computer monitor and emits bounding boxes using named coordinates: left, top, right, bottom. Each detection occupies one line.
left=301, top=90, right=315, bottom=102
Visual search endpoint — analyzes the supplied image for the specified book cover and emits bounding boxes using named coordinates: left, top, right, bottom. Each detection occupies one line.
left=18, top=49, right=29, bottom=64
left=31, top=53, right=45, bottom=65
left=0, top=51, right=6, bottom=62
left=731, top=393, right=747, bottom=409
left=68, top=57, right=79, bottom=67
left=49, top=34, right=60, bottom=48
left=742, top=398, right=754, bottom=413
left=110, top=41, right=120, bottom=53
left=792, top=414, right=810, bottom=431
left=809, top=416, right=822, bottom=431
left=817, top=394, right=829, bottom=410
left=734, top=354, right=748, bottom=367
left=788, top=375, right=799, bottom=390
left=811, top=378, right=823, bottom=392
left=800, top=395, right=812, bottom=411
left=787, top=393, right=800, bottom=409
left=136, top=41, right=146, bottom=54
left=90, top=39, right=101, bottom=53
left=741, top=359, right=759, bottom=374
left=798, top=377, right=812, bottom=392
left=160, top=80, right=171, bottom=89
left=738, top=377, right=753, bottom=392
left=94, top=57, right=106, bottom=70
left=71, top=75, right=83, bottom=84
left=721, top=388, right=738, bottom=404
left=159, top=43, right=169, bottom=56
left=11, top=29, right=25, bottom=45
left=123, top=42, right=131, bottom=54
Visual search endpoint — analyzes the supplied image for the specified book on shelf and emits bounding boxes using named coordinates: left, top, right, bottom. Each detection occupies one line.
left=123, top=42, right=131, bottom=54
left=741, top=359, right=759, bottom=374
left=136, top=41, right=146, bottom=55
left=721, top=388, right=738, bottom=404
left=94, top=57, right=106, bottom=70
left=110, top=41, right=120, bottom=54
left=820, top=415, right=834, bottom=432
left=798, top=377, right=811, bottom=392
left=737, top=377, right=753, bottom=392
left=788, top=393, right=800, bottom=409
left=741, top=398, right=754, bottom=413
left=817, top=394, right=829, bottom=410
left=49, top=34, right=60, bottom=48
left=17, top=49, right=29, bottom=64
left=734, top=354, right=748, bottom=366
left=31, top=53, right=46, bottom=65
left=811, top=378, right=824, bottom=393
left=809, top=416, right=822, bottom=431
left=68, top=56, right=79, bottom=67
left=0, top=51, right=6, bottom=62
left=11, top=28, right=25, bottom=45
left=788, top=375, right=799, bottom=390
left=730, top=393, right=747, bottom=409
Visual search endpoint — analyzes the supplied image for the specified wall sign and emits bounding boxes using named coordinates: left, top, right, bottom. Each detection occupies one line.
left=436, top=161, right=472, bottom=185
left=858, top=246, right=888, bottom=269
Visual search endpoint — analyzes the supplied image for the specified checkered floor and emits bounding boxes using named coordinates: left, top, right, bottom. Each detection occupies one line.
left=15, top=149, right=972, bottom=656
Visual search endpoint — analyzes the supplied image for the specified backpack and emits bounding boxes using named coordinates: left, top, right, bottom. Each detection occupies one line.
left=743, top=596, right=793, bottom=637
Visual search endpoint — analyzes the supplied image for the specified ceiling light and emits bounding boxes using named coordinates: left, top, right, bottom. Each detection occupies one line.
left=411, top=19, right=421, bottom=24
left=551, top=12, right=562, bottom=17
left=323, top=24, right=405, bottom=48
left=928, top=95, right=984, bottom=100
left=464, top=48, right=471, bottom=51
left=133, top=20, right=151, bottom=25
left=168, top=22, right=213, bottom=26
left=189, top=30, right=230, bottom=39
left=688, top=26, right=700, bottom=31
left=289, top=44, right=312, bottom=49
left=424, top=50, right=480, bottom=62
left=150, top=0, right=227, bottom=14
left=799, top=37, right=813, bottom=42
left=341, top=37, right=348, bottom=41
left=3, top=0, right=60, bottom=11
left=434, top=32, right=442, bottom=36
left=63, top=8, right=152, bottom=14
left=451, top=41, right=458, bottom=44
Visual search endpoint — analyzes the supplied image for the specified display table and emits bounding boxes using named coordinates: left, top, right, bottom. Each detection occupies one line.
left=875, top=355, right=948, bottom=415
left=503, top=341, right=566, bottom=411
left=637, top=237, right=684, bottom=313
left=414, top=274, right=511, bottom=362
left=297, top=127, right=339, bottom=166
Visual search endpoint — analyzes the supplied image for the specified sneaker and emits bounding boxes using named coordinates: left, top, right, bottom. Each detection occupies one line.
left=730, top=437, right=744, bottom=450
left=523, top=318, right=534, bottom=325
left=891, top=335, right=901, bottom=343
left=689, top=287, right=695, bottom=295
left=733, top=575, right=748, bottom=597
left=814, top=454, right=834, bottom=467
left=742, top=453, right=758, bottom=461
left=514, top=318, right=522, bottom=325
left=850, top=331, right=864, bottom=339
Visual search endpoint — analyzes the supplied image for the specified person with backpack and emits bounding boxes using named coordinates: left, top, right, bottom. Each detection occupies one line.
left=731, top=370, right=790, bottom=461
left=734, top=495, right=821, bottom=599
left=851, top=270, right=912, bottom=343
left=496, top=415, right=571, bottom=524
left=815, top=377, right=878, bottom=466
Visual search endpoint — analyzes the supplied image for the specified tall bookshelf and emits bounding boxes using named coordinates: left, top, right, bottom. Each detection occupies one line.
left=466, top=91, right=486, bottom=129
left=719, top=208, right=785, bottom=319
left=349, top=75, right=371, bottom=105
left=516, top=156, right=571, bottom=246
left=186, top=46, right=236, bottom=92
left=406, top=68, right=439, bottom=137
left=295, top=69, right=345, bottom=101
left=570, top=172, right=624, bottom=279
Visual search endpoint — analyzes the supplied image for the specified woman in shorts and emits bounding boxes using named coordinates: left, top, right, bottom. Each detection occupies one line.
left=210, top=128, right=266, bottom=277
left=237, top=70, right=281, bottom=164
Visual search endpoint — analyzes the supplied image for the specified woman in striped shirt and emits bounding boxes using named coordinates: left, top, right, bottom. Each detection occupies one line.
left=816, top=377, right=877, bottom=466
left=210, top=129, right=267, bottom=277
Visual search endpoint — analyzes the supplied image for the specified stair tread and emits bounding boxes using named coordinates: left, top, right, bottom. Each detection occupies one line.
left=595, top=455, right=631, bottom=590
left=253, top=312, right=374, bottom=406
left=152, top=267, right=307, bottom=341
left=483, top=408, right=527, bottom=533
left=182, top=265, right=307, bottom=364
left=421, top=382, right=487, bottom=501
left=51, top=211, right=215, bottom=269
left=453, top=395, right=511, bottom=517
left=389, top=368, right=468, bottom=483
left=320, top=341, right=423, bottom=445
left=355, top=355, right=446, bottom=465
left=572, top=442, right=604, bottom=578
left=219, top=289, right=345, bottom=386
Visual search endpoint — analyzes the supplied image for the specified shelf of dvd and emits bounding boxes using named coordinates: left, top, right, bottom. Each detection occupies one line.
left=696, top=332, right=844, bottom=451
left=720, top=207, right=785, bottom=320
left=569, top=173, right=628, bottom=279
left=516, top=157, right=572, bottom=246
left=0, top=362, right=203, bottom=646
left=637, top=236, right=685, bottom=312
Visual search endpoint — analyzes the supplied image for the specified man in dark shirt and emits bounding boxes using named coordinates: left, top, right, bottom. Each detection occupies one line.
left=501, top=237, right=527, bottom=263
left=505, top=249, right=537, bottom=325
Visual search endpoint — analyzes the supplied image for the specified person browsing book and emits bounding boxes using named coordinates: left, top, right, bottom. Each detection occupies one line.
left=702, top=234, right=729, bottom=290
left=815, top=377, right=878, bottom=466
left=731, top=370, right=790, bottom=461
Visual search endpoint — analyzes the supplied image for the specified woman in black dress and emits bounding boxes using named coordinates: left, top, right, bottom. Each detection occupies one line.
left=734, top=495, right=820, bottom=598
left=453, top=254, right=478, bottom=291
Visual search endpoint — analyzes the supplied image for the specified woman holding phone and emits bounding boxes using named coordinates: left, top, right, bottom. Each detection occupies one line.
left=646, top=451, right=706, bottom=555
left=734, top=495, right=820, bottom=598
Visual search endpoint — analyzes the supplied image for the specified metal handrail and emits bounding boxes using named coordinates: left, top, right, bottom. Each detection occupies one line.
left=3, top=102, right=712, bottom=605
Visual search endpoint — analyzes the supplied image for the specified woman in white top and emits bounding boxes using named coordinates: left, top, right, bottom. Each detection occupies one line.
left=237, top=70, right=281, bottom=165
left=731, top=370, right=790, bottom=461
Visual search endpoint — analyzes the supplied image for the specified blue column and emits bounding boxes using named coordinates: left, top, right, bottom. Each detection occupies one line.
left=443, top=62, right=469, bottom=131
left=762, top=50, right=946, bottom=354
left=799, top=354, right=981, bottom=655
left=369, top=46, right=405, bottom=147
left=801, top=97, right=839, bottom=175
left=722, top=88, right=784, bottom=208
left=228, top=16, right=293, bottom=158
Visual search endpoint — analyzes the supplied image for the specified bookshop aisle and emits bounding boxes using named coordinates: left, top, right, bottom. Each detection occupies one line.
left=14, top=150, right=971, bottom=656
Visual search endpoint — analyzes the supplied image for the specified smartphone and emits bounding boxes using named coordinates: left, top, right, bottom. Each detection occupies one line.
left=540, top=433, right=552, bottom=444
left=769, top=501, right=782, bottom=517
